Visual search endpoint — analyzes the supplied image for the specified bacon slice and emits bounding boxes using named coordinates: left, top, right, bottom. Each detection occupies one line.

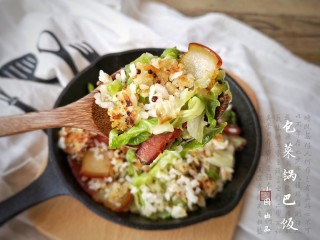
left=136, top=129, right=181, bottom=165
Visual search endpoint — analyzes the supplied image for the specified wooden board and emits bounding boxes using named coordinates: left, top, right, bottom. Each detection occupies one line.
left=28, top=196, right=244, bottom=240
left=28, top=73, right=258, bottom=240
left=152, top=0, right=320, bottom=66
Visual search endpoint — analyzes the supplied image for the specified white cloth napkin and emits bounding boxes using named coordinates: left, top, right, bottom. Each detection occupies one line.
left=0, top=0, right=319, bottom=239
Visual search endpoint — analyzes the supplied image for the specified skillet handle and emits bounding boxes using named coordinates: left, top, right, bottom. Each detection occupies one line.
left=0, top=160, right=69, bottom=226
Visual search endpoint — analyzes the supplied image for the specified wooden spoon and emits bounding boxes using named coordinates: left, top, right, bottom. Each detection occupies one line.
left=0, top=91, right=111, bottom=137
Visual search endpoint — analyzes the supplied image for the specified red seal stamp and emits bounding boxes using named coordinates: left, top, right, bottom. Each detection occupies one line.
left=260, top=190, right=271, bottom=201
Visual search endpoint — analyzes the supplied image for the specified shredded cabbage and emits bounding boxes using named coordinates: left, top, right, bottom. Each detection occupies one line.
left=109, top=119, right=157, bottom=149
left=106, top=79, right=122, bottom=96
left=187, top=111, right=206, bottom=142
left=204, top=150, right=234, bottom=168
left=181, top=123, right=227, bottom=153
left=180, top=96, right=205, bottom=122
left=132, top=150, right=180, bottom=186
left=160, top=48, right=181, bottom=59
left=152, top=123, right=174, bottom=134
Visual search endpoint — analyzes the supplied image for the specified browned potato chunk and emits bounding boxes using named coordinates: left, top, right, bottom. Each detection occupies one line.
left=80, top=150, right=113, bottom=178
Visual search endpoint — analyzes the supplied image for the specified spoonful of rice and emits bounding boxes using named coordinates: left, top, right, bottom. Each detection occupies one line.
left=0, top=43, right=231, bottom=164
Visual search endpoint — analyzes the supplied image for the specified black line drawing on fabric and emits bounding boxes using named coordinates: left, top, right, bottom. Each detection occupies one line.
left=0, top=87, right=47, bottom=134
left=69, top=42, right=100, bottom=63
left=37, top=30, right=78, bottom=75
left=0, top=86, right=37, bottom=113
left=0, top=29, right=100, bottom=83
left=0, top=53, right=57, bottom=83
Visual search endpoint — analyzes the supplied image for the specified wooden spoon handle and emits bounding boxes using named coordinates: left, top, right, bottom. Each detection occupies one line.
left=0, top=108, right=75, bottom=137
left=0, top=92, right=109, bottom=137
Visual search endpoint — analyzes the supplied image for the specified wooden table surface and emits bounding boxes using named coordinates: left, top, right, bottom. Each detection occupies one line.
left=152, top=0, right=320, bottom=66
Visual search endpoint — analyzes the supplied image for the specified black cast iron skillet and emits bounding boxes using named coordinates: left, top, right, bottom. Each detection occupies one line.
left=0, top=48, right=261, bottom=229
